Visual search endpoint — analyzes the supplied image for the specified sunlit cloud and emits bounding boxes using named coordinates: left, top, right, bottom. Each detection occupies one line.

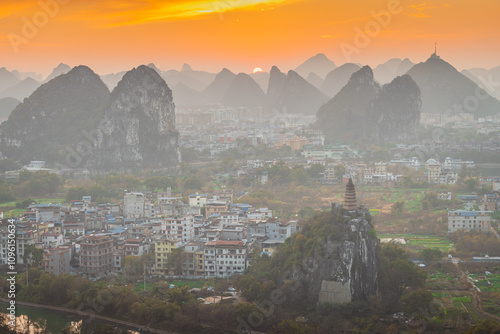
left=72, top=0, right=295, bottom=27
left=409, top=3, right=435, bottom=11
left=321, top=33, right=343, bottom=39
left=408, top=12, right=431, bottom=18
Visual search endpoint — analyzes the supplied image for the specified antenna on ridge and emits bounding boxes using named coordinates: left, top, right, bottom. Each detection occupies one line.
left=430, top=42, right=440, bottom=59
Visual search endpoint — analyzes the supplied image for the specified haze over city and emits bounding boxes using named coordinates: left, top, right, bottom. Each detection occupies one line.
left=1, top=1, right=500, bottom=334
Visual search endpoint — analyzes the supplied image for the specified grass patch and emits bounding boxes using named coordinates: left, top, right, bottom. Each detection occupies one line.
left=169, top=280, right=209, bottom=289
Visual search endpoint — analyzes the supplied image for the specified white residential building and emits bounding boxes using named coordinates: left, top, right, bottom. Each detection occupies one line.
left=188, top=193, right=208, bottom=208
left=41, top=233, right=65, bottom=248
left=123, top=192, right=146, bottom=219
left=219, top=212, right=239, bottom=225
left=448, top=210, right=492, bottom=233
left=204, top=240, right=247, bottom=278
left=160, top=215, right=195, bottom=242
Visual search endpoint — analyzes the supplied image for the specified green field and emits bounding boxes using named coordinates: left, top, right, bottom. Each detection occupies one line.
left=133, top=282, right=154, bottom=292
left=378, top=233, right=454, bottom=252
left=474, top=274, right=500, bottom=292
left=1, top=198, right=65, bottom=218
left=169, top=280, right=209, bottom=289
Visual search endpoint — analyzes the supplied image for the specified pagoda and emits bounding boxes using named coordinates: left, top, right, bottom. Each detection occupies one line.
left=344, top=178, right=357, bottom=210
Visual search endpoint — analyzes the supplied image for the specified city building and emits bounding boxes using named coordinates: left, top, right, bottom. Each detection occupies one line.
left=43, top=247, right=71, bottom=276
left=79, top=235, right=113, bottom=279
left=160, top=215, right=195, bottom=242
left=154, top=238, right=180, bottom=275
left=204, top=240, right=247, bottom=278
left=447, top=211, right=492, bottom=233
left=123, top=192, right=146, bottom=219
left=189, top=193, right=208, bottom=208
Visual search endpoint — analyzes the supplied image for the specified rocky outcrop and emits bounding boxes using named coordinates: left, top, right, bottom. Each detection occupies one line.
left=369, top=75, right=421, bottom=144
left=266, top=66, right=287, bottom=108
left=288, top=206, right=378, bottom=304
left=317, top=66, right=380, bottom=143
left=0, top=65, right=180, bottom=169
left=92, top=65, right=180, bottom=169
left=406, top=57, right=500, bottom=117
left=317, top=66, right=421, bottom=144
left=295, top=53, right=337, bottom=79
left=266, top=68, right=329, bottom=114
left=203, top=68, right=236, bottom=104
left=320, top=63, right=361, bottom=97
left=221, top=73, right=266, bottom=107
left=0, top=65, right=110, bottom=163
left=44, top=63, right=71, bottom=83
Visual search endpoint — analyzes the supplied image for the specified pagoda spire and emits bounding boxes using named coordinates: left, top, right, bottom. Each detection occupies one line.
left=344, top=178, right=357, bottom=211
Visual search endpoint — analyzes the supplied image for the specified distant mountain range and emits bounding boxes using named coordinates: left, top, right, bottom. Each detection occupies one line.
left=406, top=56, right=500, bottom=117
left=294, top=53, right=337, bottom=79
left=461, top=66, right=500, bottom=100
left=373, top=58, right=415, bottom=84
left=267, top=68, right=329, bottom=114
left=0, top=53, right=499, bottom=151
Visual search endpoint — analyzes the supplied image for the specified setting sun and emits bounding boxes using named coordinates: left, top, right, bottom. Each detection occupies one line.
left=253, top=67, right=263, bottom=73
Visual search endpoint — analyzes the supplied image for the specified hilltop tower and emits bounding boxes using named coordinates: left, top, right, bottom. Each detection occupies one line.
left=430, top=42, right=441, bottom=59
left=344, top=178, right=357, bottom=210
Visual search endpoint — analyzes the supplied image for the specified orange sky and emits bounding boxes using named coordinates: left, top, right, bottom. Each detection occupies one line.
left=1, top=0, right=499, bottom=76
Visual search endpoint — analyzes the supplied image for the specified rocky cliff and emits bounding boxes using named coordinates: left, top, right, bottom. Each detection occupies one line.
left=221, top=73, right=266, bottom=107
left=316, top=66, right=380, bottom=143
left=317, top=66, right=421, bottom=144
left=406, top=57, right=500, bottom=117
left=369, top=75, right=421, bottom=144
left=0, top=65, right=180, bottom=169
left=287, top=206, right=378, bottom=304
left=266, top=68, right=329, bottom=114
left=0, top=65, right=110, bottom=162
left=92, top=65, right=180, bottom=169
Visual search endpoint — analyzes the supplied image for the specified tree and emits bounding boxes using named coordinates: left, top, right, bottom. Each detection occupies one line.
left=220, top=157, right=237, bottom=173
left=400, top=175, right=413, bottom=189
left=167, top=248, right=185, bottom=276
left=307, top=164, right=325, bottom=179
left=0, top=158, right=20, bottom=173
left=0, top=182, right=15, bottom=202
left=378, top=243, right=427, bottom=307
left=143, top=176, right=175, bottom=191
left=420, top=248, right=443, bottom=262
left=421, top=192, right=439, bottom=211
left=215, top=280, right=229, bottom=297
left=290, top=166, right=308, bottom=185
left=465, top=319, right=500, bottom=334
left=23, top=244, right=43, bottom=267
left=123, top=256, right=143, bottom=278
left=184, top=177, right=203, bottom=191
left=463, top=178, right=479, bottom=193
left=272, top=319, right=312, bottom=334
left=268, top=161, right=291, bottom=185
left=333, top=165, right=346, bottom=182
left=298, top=206, right=317, bottom=220
left=391, top=201, right=405, bottom=217
left=400, top=289, right=435, bottom=315
left=65, top=186, right=87, bottom=202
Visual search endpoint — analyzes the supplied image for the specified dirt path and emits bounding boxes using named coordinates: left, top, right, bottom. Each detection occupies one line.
left=452, top=262, right=500, bottom=321
left=0, top=297, right=177, bottom=334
